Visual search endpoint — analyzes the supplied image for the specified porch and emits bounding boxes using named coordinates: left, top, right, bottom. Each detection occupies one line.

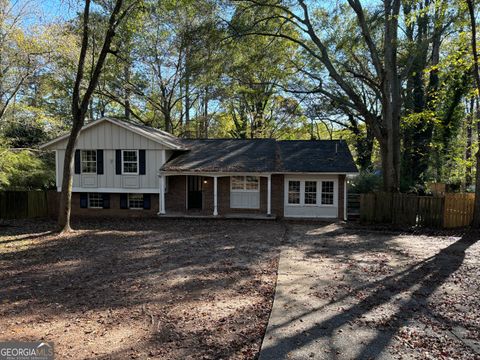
left=157, top=173, right=278, bottom=218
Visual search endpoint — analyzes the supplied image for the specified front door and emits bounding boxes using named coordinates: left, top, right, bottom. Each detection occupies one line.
left=188, top=176, right=203, bottom=210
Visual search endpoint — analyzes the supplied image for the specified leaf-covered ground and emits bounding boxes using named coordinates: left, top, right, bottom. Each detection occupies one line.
left=0, top=218, right=284, bottom=359
left=261, top=223, right=480, bottom=360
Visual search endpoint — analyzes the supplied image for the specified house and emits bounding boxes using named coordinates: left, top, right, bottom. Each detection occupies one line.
left=40, top=117, right=358, bottom=219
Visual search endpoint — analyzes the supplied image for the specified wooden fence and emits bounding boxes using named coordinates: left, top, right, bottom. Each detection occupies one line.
left=0, top=191, right=58, bottom=220
left=360, top=192, right=475, bottom=228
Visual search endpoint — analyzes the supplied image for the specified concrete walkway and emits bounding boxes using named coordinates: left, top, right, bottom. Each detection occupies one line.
left=259, top=223, right=480, bottom=359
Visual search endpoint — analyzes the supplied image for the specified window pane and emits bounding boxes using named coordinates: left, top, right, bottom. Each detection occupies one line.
left=88, top=193, right=103, bottom=208
left=288, top=181, right=300, bottom=204
left=304, top=181, right=317, bottom=204
left=123, top=151, right=137, bottom=162
left=128, top=194, right=143, bottom=209
left=231, top=176, right=244, bottom=190
left=81, top=150, right=97, bottom=173
left=245, top=176, right=259, bottom=190
left=321, top=181, right=334, bottom=205
left=123, top=150, right=138, bottom=174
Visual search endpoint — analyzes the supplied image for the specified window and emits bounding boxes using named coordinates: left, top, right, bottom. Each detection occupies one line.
left=288, top=181, right=300, bottom=204
left=88, top=193, right=103, bottom=208
left=230, top=176, right=259, bottom=191
left=128, top=193, right=143, bottom=209
left=321, top=181, right=334, bottom=205
left=122, top=150, right=138, bottom=174
left=81, top=150, right=96, bottom=173
left=304, top=181, right=317, bottom=204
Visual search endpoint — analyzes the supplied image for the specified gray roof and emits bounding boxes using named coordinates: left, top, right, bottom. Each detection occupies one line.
left=276, top=140, right=358, bottom=173
left=162, top=139, right=357, bottom=173
left=163, top=139, right=277, bottom=172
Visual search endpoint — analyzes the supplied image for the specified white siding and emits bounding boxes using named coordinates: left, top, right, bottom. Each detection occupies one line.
left=230, top=192, right=260, bottom=209
left=284, top=175, right=338, bottom=218
left=55, top=121, right=168, bottom=192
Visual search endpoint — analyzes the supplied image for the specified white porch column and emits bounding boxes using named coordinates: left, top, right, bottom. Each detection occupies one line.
left=267, top=175, right=272, bottom=216
left=159, top=175, right=166, bottom=215
left=213, top=176, right=218, bottom=216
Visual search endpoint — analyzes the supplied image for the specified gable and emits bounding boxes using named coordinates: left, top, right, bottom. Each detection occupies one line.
left=40, top=118, right=184, bottom=150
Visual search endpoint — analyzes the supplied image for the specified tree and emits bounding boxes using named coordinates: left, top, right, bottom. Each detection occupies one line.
left=58, top=0, right=137, bottom=232
left=466, top=0, right=480, bottom=227
left=235, top=0, right=449, bottom=191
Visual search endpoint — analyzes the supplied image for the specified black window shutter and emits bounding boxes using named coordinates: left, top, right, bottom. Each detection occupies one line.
left=139, top=150, right=146, bottom=175
left=120, top=193, right=128, bottom=209
left=143, top=194, right=151, bottom=209
left=115, top=150, right=122, bottom=174
left=80, top=193, right=88, bottom=208
left=97, top=150, right=104, bottom=175
left=74, top=150, right=81, bottom=174
left=102, top=193, right=110, bottom=209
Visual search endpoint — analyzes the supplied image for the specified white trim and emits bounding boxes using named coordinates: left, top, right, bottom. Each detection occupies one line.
left=87, top=193, right=103, bottom=209
left=80, top=149, right=97, bottom=174
left=159, top=176, right=166, bottom=214
left=40, top=117, right=185, bottom=150
left=121, top=149, right=139, bottom=175
left=128, top=193, right=144, bottom=210
left=284, top=177, right=338, bottom=208
left=55, top=150, right=59, bottom=188
left=64, top=187, right=159, bottom=194
left=267, top=175, right=271, bottom=216
left=344, top=177, right=347, bottom=221
left=230, top=175, right=260, bottom=192
left=213, top=176, right=218, bottom=216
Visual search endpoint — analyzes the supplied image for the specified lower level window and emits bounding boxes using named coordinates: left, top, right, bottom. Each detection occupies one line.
left=128, top=194, right=144, bottom=209
left=321, top=181, right=334, bottom=205
left=288, top=181, right=301, bottom=204
left=88, top=193, right=103, bottom=208
left=304, top=181, right=317, bottom=204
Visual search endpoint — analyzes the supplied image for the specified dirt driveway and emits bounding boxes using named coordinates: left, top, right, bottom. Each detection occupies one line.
left=261, top=223, right=480, bottom=360
left=0, top=218, right=285, bottom=359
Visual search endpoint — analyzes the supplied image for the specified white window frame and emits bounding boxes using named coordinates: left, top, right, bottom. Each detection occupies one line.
left=122, top=150, right=139, bottom=175
left=88, top=193, right=103, bottom=209
left=230, top=176, right=260, bottom=192
left=304, top=181, right=317, bottom=205
left=287, top=180, right=301, bottom=205
left=128, top=193, right=144, bottom=209
left=81, top=150, right=97, bottom=174
left=285, top=179, right=337, bottom=207
left=321, top=180, right=335, bottom=206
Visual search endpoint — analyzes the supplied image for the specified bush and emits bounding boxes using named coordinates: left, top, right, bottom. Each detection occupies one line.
left=348, top=171, right=382, bottom=193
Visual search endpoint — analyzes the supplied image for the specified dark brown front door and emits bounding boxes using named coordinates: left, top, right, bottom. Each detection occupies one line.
left=188, top=176, right=203, bottom=210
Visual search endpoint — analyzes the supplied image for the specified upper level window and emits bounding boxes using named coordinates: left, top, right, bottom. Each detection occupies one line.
left=304, top=181, right=317, bottom=204
left=288, top=181, right=300, bottom=204
left=128, top=194, right=143, bottom=209
left=321, top=181, right=334, bottom=205
left=88, top=193, right=103, bottom=208
left=81, top=150, right=97, bottom=174
left=122, top=150, right=138, bottom=174
left=231, top=176, right=259, bottom=191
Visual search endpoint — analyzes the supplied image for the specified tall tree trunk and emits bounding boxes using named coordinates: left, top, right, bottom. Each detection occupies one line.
left=58, top=0, right=127, bottom=232
left=124, top=62, right=131, bottom=120
left=466, top=98, right=474, bottom=188
left=466, top=0, right=480, bottom=227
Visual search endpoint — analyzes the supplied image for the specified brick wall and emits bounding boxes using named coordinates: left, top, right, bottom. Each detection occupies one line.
left=165, top=175, right=186, bottom=212
left=71, top=193, right=159, bottom=217
left=164, top=175, right=284, bottom=217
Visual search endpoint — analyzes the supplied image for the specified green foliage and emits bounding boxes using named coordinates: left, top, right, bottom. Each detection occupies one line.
left=0, top=145, right=55, bottom=190
left=348, top=172, right=383, bottom=194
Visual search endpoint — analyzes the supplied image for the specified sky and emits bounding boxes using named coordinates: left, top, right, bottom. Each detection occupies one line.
left=15, top=0, right=77, bottom=28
